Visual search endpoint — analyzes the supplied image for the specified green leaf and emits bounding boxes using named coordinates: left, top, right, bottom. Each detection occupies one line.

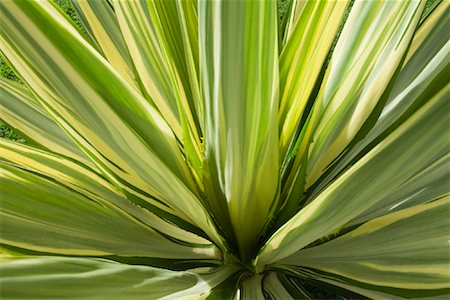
left=274, top=271, right=369, bottom=300
left=205, top=270, right=244, bottom=300
left=70, top=0, right=138, bottom=88
left=0, top=0, right=224, bottom=248
left=275, top=0, right=431, bottom=228
left=0, top=139, right=216, bottom=250
left=0, top=256, right=238, bottom=299
left=307, top=1, right=449, bottom=204
left=347, top=154, right=449, bottom=226
left=302, top=0, right=425, bottom=187
left=240, top=275, right=265, bottom=300
left=0, top=77, right=93, bottom=168
left=263, top=272, right=304, bottom=300
left=113, top=0, right=204, bottom=180
left=0, top=0, right=448, bottom=298
left=278, top=0, right=349, bottom=159
left=199, top=0, right=280, bottom=260
left=0, top=142, right=219, bottom=262
left=256, top=84, right=449, bottom=267
left=277, top=197, right=450, bottom=297
left=274, top=0, right=350, bottom=228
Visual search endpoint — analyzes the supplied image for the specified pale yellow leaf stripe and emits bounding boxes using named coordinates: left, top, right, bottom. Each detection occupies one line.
left=256, top=85, right=449, bottom=268
left=278, top=0, right=349, bottom=159
left=73, top=0, right=138, bottom=88
left=0, top=257, right=239, bottom=299
left=305, top=0, right=424, bottom=187
left=0, top=139, right=215, bottom=248
left=304, top=2, right=450, bottom=205
left=199, top=0, right=280, bottom=259
left=405, top=1, right=449, bottom=63
left=0, top=163, right=218, bottom=260
left=113, top=0, right=203, bottom=179
left=348, top=153, right=450, bottom=226
left=0, top=0, right=224, bottom=249
left=278, top=197, right=450, bottom=290
left=0, top=77, right=94, bottom=168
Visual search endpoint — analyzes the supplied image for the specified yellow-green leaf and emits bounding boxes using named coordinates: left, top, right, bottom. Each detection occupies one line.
left=199, top=0, right=280, bottom=259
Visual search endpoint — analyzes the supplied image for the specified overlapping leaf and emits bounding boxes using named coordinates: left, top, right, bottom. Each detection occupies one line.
left=302, top=0, right=425, bottom=187
left=307, top=1, right=450, bottom=203
left=278, top=0, right=349, bottom=159
left=275, top=0, right=428, bottom=228
left=256, top=84, right=449, bottom=267
left=0, top=0, right=448, bottom=298
left=71, top=0, right=138, bottom=88
left=0, top=77, right=92, bottom=167
left=0, top=256, right=239, bottom=299
left=0, top=140, right=219, bottom=262
left=199, top=0, right=280, bottom=259
left=113, top=0, right=203, bottom=179
left=0, top=0, right=224, bottom=248
left=276, top=197, right=450, bottom=298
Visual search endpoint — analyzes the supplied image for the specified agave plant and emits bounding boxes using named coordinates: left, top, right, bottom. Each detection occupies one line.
left=0, top=0, right=449, bottom=298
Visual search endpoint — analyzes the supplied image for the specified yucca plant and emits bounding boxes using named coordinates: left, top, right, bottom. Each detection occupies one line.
left=0, top=0, right=449, bottom=298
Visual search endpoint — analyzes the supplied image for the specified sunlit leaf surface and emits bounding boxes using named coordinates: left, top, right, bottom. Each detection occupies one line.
left=0, top=0, right=448, bottom=298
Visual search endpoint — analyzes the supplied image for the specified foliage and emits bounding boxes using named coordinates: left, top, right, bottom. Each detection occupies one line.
left=0, top=60, right=19, bottom=83
left=0, top=0, right=449, bottom=299
left=0, top=121, right=25, bottom=143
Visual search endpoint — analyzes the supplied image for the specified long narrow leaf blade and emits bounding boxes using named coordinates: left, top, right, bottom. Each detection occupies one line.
left=0, top=162, right=217, bottom=261
left=0, top=256, right=238, bottom=299
left=0, top=77, right=93, bottom=168
left=199, top=0, right=280, bottom=259
left=0, top=0, right=223, bottom=247
left=113, top=0, right=204, bottom=179
left=0, top=139, right=216, bottom=249
left=278, top=197, right=450, bottom=297
left=278, top=0, right=349, bottom=158
left=307, top=2, right=450, bottom=202
left=71, top=0, right=138, bottom=88
left=304, top=0, right=424, bottom=187
left=256, top=84, right=449, bottom=267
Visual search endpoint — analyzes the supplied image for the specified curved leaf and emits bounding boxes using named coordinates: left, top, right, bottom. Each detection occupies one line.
left=199, top=0, right=280, bottom=260
left=278, top=0, right=349, bottom=159
left=0, top=0, right=224, bottom=248
left=71, top=0, right=138, bottom=88
left=0, top=77, right=93, bottom=168
left=307, top=1, right=450, bottom=203
left=304, top=0, right=424, bottom=186
left=278, top=197, right=450, bottom=297
left=113, top=0, right=203, bottom=179
left=0, top=256, right=238, bottom=299
left=0, top=140, right=215, bottom=248
left=0, top=160, right=218, bottom=261
left=256, top=84, right=449, bottom=267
